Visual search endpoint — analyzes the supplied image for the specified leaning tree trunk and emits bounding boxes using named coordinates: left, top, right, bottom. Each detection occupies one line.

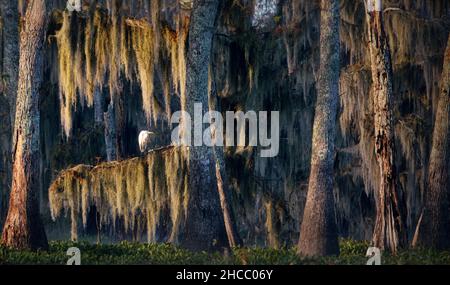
left=209, top=60, right=243, bottom=248
left=213, top=146, right=243, bottom=248
left=365, top=0, right=406, bottom=253
left=414, top=35, right=450, bottom=250
left=297, top=0, right=340, bottom=257
left=1, top=0, right=48, bottom=250
left=182, top=0, right=228, bottom=251
left=0, top=0, right=19, bottom=226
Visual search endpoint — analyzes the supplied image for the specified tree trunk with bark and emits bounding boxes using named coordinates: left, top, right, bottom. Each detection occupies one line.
left=0, top=0, right=19, bottom=227
left=113, top=92, right=125, bottom=160
left=414, top=35, right=450, bottom=250
left=297, top=0, right=340, bottom=257
left=213, top=146, right=243, bottom=248
left=1, top=0, right=48, bottom=250
left=94, top=87, right=103, bottom=124
left=365, top=0, right=406, bottom=253
left=104, top=102, right=118, bottom=162
left=209, top=62, right=243, bottom=248
left=182, top=0, right=228, bottom=251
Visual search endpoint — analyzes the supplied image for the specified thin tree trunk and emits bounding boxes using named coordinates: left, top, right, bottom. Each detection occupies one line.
left=113, top=92, right=125, bottom=160
left=414, top=35, right=450, bottom=250
left=1, top=0, right=48, bottom=250
left=365, top=0, right=406, bottom=253
left=209, top=51, right=243, bottom=248
left=213, top=147, right=243, bottom=248
left=182, top=0, right=228, bottom=251
left=99, top=88, right=124, bottom=162
left=94, top=87, right=103, bottom=124
left=297, top=0, right=340, bottom=257
left=104, top=102, right=118, bottom=162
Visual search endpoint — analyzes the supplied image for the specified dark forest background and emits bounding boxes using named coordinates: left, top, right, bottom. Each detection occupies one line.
left=0, top=0, right=449, bottom=249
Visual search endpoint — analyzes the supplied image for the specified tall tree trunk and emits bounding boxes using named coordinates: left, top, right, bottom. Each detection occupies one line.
left=297, top=0, right=340, bottom=257
left=182, top=0, right=228, bottom=251
left=365, top=0, right=406, bottom=253
left=414, top=35, right=450, bottom=250
left=0, top=0, right=19, bottom=227
left=1, top=0, right=48, bottom=250
left=0, top=92, right=11, bottom=228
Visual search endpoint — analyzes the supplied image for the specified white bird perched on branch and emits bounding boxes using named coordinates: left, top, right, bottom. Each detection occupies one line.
left=66, top=0, right=81, bottom=12
left=139, top=131, right=156, bottom=153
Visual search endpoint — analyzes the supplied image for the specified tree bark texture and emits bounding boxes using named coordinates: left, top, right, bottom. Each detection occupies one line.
left=366, top=0, right=407, bottom=253
left=182, top=0, right=228, bottom=251
left=0, top=0, right=19, bottom=227
left=104, top=102, right=118, bottom=162
left=1, top=0, right=48, bottom=250
left=415, top=35, right=450, bottom=250
left=297, top=0, right=340, bottom=257
left=113, top=92, right=125, bottom=160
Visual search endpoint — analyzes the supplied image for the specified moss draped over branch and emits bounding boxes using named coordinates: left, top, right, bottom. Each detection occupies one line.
left=49, top=146, right=190, bottom=243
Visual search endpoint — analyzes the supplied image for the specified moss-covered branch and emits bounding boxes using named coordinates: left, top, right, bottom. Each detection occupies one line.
left=49, top=146, right=189, bottom=243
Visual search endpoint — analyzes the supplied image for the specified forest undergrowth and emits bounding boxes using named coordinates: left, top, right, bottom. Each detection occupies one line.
left=1, top=239, right=449, bottom=265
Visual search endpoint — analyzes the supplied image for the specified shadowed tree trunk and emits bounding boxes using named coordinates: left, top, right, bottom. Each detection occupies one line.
left=365, top=0, right=406, bottom=253
left=297, top=0, right=340, bottom=257
left=1, top=0, right=19, bottom=125
left=213, top=146, right=243, bottom=248
left=210, top=56, right=243, bottom=248
left=94, top=87, right=103, bottom=124
left=113, top=92, right=125, bottom=160
left=1, top=0, right=48, bottom=250
left=0, top=0, right=19, bottom=227
left=104, top=102, right=118, bottom=162
left=182, top=0, right=228, bottom=251
left=103, top=92, right=125, bottom=162
left=414, top=35, right=450, bottom=250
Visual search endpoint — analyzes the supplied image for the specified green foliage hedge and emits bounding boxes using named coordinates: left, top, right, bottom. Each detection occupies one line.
left=1, top=239, right=450, bottom=265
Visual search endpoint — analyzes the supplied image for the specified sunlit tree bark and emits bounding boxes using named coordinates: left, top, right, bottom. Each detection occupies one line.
left=1, top=0, right=48, bottom=250
left=365, top=0, right=406, bottom=253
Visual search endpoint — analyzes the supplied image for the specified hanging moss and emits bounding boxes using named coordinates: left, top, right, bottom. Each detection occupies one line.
left=131, top=22, right=157, bottom=123
left=55, top=4, right=190, bottom=136
left=162, top=16, right=189, bottom=113
left=45, top=0, right=450, bottom=247
left=56, top=12, right=78, bottom=137
left=49, top=146, right=189, bottom=242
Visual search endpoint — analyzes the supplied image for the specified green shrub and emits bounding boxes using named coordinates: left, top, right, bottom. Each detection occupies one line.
left=1, top=239, right=450, bottom=265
